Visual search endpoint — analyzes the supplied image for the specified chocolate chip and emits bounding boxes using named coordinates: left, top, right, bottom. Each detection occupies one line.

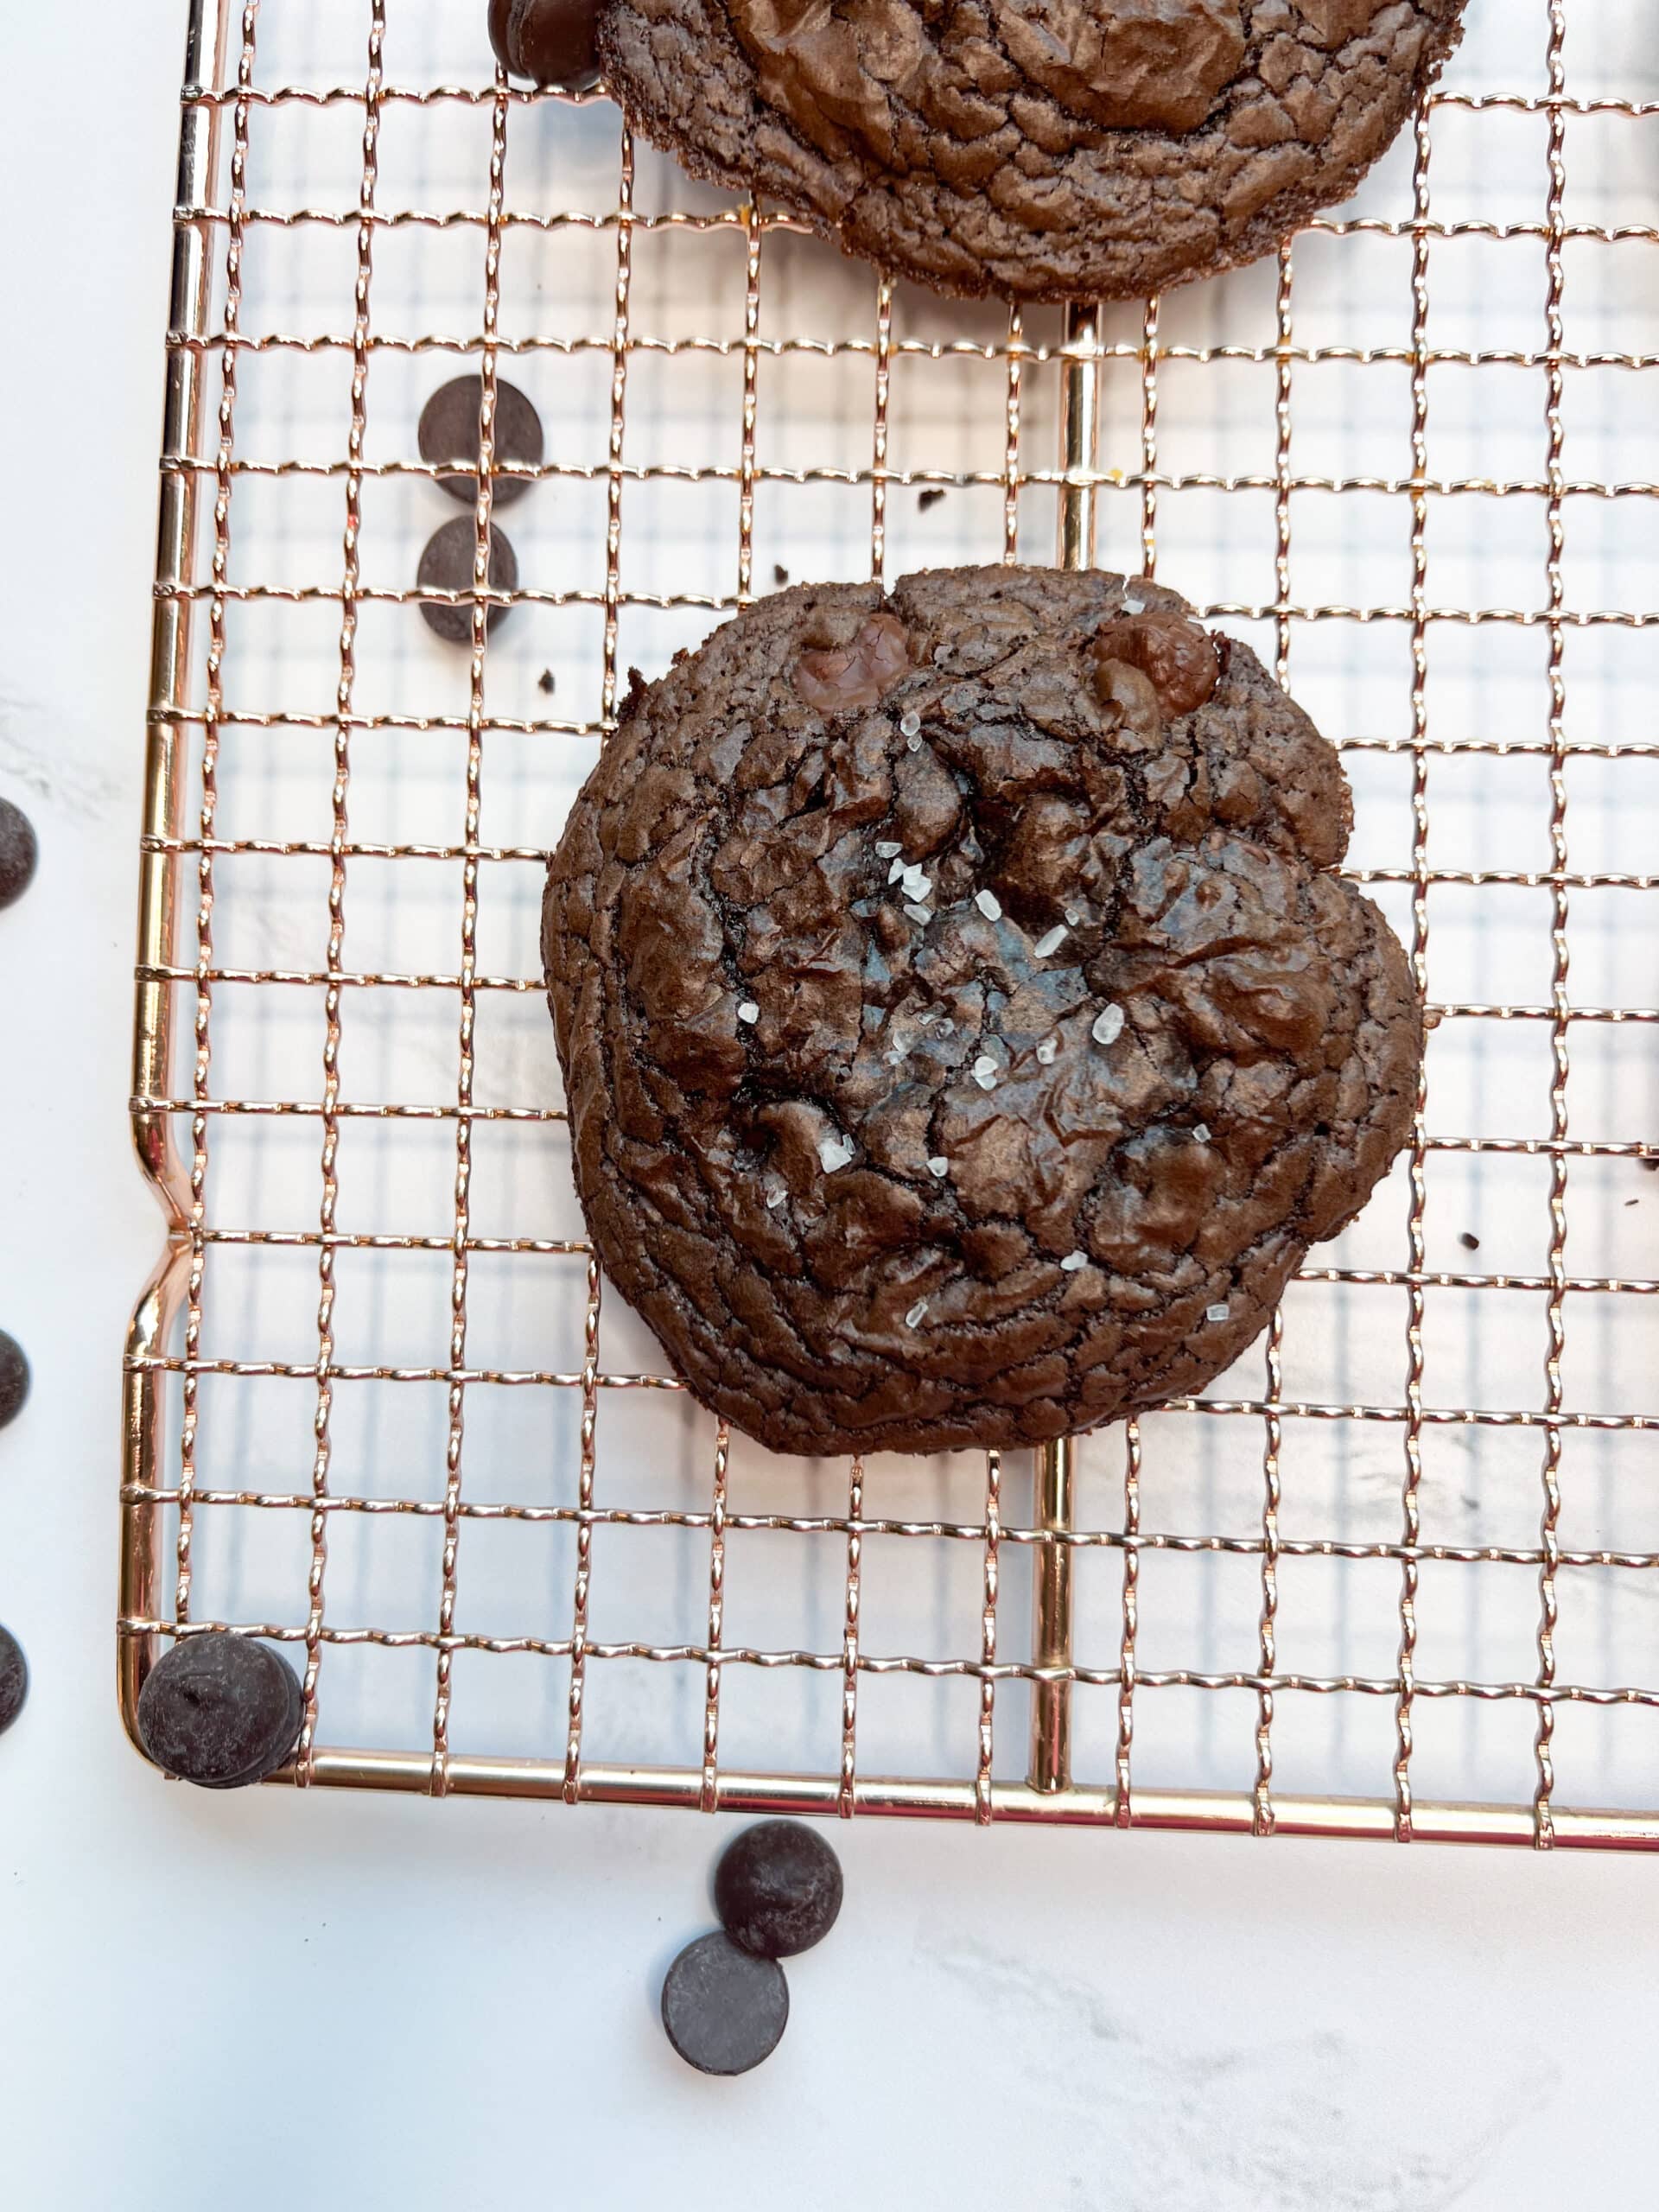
left=796, top=611, right=910, bottom=714
left=1459, top=1231, right=1480, bottom=1252
left=1093, top=654, right=1165, bottom=738
left=715, top=1820, right=844, bottom=1959
left=418, top=373, right=544, bottom=509
left=918, top=487, right=946, bottom=512
left=660, top=1932, right=789, bottom=2075
left=538, top=668, right=556, bottom=695
left=136, top=1633, right=305, bottom=1789
left=417, top=518, right=518, bottom=645
left=0, top=799, right=37, bottom=910
left=772, top=563, right=791, bottom=587
left=0, top=1626, right=26, bottom=1737
left=487, top=0, right=601, bottom=89
left=0, top=1332, right=29, bottom=1429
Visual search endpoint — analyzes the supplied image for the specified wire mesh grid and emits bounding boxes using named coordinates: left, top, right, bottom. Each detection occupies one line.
left=122, top=0, right=1659, bottom=1847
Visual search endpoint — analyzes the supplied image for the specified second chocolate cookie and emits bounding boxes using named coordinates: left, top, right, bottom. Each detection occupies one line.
left=543, top=565, right=1421, bottom=1459
left=595, top=2, right=1467, bottom=303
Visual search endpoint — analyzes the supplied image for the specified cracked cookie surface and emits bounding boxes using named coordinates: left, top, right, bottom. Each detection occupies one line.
left=543, top=566, right=1421, bottom=1457
left=595, top=0, right=1465, bottom=302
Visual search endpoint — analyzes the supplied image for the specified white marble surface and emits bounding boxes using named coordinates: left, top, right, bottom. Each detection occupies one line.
left=0, top=3, right=1656, bottom=2207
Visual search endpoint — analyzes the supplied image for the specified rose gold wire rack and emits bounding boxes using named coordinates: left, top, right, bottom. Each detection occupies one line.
left=122, top=0, right=1659, bottom=1848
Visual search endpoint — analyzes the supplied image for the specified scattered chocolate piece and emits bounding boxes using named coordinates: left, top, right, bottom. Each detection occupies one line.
left=135, top=1633, right=305, bottom=1789
left=918, top=487, right=946, bottom=512
left=488, top=0, right=601, bottom=90
left=417, top=517, right=519, bottom=645
left=715, top=1821, right=844, bottom=1959
left=1643, top=1157, right=1658, bottom=1174
left=661, top=1932, right=789, bottom=2075
left=538, top=669, right=557, bottom=695
left=419, top=373, right=545, bottom=509
left=1459, top=1232, right=1480, bottom=1252
left=0, top=1332, right=28, bottom=1429
left=0, top=800, right=36, bottom=910
left=772, top=563, right=790, bottom=587
left=0, top=1626, right=26, bottom=1737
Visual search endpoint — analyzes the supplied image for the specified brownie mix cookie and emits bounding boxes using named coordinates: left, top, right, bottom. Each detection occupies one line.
left=594, top=0, right=1467, bottom=302
left=543, top=566, right=1421, bottom=1457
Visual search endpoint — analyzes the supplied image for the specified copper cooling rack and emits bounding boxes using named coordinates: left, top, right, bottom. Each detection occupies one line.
left=124, top=0, right=1659, bottom=1847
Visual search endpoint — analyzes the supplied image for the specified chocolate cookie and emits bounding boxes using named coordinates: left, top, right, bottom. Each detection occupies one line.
left=594, top=1, right=1465, bottom=302
left=543, top=565, right=1421, bottom=1458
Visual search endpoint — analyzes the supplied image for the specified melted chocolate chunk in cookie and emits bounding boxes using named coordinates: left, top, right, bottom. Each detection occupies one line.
left=543, top=565, right=1422, bottom=1458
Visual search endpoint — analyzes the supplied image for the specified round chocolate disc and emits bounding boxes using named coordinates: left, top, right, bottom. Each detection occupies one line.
left=488, top=0, right=601, bottom=91
left=136, top=1633, right=305, bottom=1789
left=418, top=373, right=545, bottom=509
left=660, top=1932, right=789, bottom=2076
left=0, top=1332, right=29, bottom=1430
left=417, top=517, right=519, bottom=645
left=0, top=1626, right=28, bottom=1737
left=715, top=1821, right=843, bottom=1960
left=0, top=799, right=37, bottom=910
